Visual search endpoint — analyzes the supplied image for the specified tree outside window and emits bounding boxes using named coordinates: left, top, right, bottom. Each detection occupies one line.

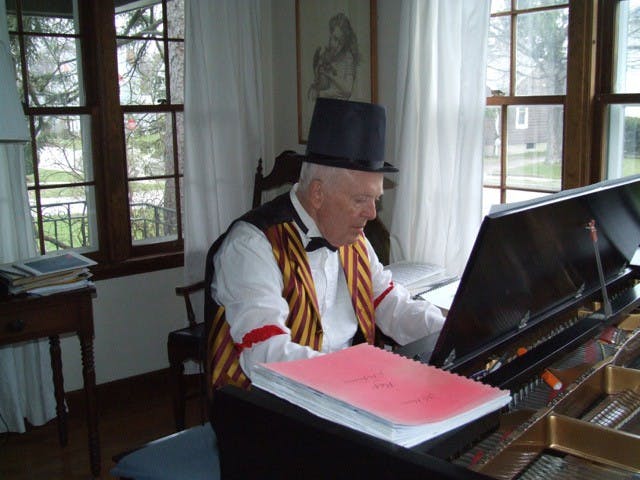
left=7, top=0, right=184, bottom=276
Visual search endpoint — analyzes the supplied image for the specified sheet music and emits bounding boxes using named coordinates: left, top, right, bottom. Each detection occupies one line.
left=383, top=261, right=445, bottom=296
left=421, top=279, right=460, bottom=312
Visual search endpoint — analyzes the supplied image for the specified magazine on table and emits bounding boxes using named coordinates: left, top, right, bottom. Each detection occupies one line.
left=11, top=251, right=96, bottom=277
left=0, top=251, right=96, bottom=296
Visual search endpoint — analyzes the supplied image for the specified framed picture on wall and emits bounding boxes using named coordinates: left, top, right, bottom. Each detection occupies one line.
left=296, top=0, right=377, bottom=144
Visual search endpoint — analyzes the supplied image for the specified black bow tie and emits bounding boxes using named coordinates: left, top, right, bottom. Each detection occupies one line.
left=305, top=237, right=337, bottom=252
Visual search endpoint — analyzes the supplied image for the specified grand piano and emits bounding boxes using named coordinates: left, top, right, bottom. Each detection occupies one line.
left=211, top=174, right=640, bottom=479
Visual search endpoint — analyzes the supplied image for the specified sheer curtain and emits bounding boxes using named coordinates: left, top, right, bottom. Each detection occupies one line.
left=183, top=0, right=270, bottom=295
left=0, top=146, right=56, bottom=434
left=390, top=0, right=490, bottom=276
left=0, top=0, right=56, bottom=433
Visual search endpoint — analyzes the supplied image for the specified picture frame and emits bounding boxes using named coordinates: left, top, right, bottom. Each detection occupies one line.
left=296, top=0, right=377, bottom=144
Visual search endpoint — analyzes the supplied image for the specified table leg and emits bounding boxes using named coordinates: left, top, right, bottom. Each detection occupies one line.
left=79, top=334, right=101, bottom=478
left=48, top=335, right=67, bottom=446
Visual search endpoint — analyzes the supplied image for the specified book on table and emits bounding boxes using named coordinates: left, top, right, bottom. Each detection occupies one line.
left=0, top=251, right=95, bottom=295
left=251, top=343, right=511, bottom=448
left=10, top=251, right=96, bottom=277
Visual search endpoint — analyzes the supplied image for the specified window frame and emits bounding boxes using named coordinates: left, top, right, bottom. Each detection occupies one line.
left=485, top=0, right=603, bottom=204
left=9, top=0, right=184, bottom=280
left=592, top=0, right=640, bottom=182
left=485, top=1, right=571, bottom=204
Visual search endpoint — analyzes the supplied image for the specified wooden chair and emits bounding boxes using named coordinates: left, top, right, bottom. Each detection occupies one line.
left=164, top=150, right=304, bottom=431
left=167, top=281, right=206, bottom=431
left=252, top=150, right=304, bottom=208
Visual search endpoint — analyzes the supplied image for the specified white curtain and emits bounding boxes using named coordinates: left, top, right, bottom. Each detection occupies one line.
left=183, top=0, right=270, bottom=295
left=390, top=0, right=490, bottom=276
left=0, top=0, right=56, bottom=433
left=0, top=145, right=56, bottom=433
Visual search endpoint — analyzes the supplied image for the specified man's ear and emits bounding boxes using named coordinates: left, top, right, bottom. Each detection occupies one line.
left=309, top=179, right=324, bottom=209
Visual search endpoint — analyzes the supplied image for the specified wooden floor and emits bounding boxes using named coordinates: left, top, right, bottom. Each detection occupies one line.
left=0, top=369, right=205, bottom=480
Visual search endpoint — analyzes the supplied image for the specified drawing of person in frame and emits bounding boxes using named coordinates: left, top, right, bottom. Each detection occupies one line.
left=307, top=12, right=360, bottom=102
left=297, top=0, right=374, bottom=143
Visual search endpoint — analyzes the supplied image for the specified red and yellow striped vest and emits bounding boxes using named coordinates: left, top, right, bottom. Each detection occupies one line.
left=207, top=221, right=375, bottom=391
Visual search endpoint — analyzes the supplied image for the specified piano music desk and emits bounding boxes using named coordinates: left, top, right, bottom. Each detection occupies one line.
left=0, top=286, right=100, bottom=478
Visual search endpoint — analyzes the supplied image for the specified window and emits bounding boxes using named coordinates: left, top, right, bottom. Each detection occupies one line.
left=514, top=106, right=529, bottom=129
left=116, top=0, right=184, bottom=246
left=483, top=0, right=568, bottom=213
left=7, top=0, right=97, bottom=253
left=598, top=0, right=640, bottom=179
left=7, top=0, right=184, bottom=278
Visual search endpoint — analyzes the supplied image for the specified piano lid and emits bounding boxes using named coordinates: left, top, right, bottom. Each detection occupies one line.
left=429, top=174, right=640, bottom=369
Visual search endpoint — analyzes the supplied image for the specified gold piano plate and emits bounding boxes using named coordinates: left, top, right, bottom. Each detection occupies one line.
left=473, top=360, right=640, bottom=479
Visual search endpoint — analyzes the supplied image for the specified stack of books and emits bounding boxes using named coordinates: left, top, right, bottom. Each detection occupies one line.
left=0, top=251, right=96, bottom=296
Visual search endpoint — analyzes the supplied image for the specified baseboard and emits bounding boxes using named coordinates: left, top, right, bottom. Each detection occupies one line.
left=65, top=368, right=203, bottom=419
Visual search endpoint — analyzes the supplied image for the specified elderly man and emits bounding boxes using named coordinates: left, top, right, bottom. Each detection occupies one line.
left=209, top=98, right=444, bottom=390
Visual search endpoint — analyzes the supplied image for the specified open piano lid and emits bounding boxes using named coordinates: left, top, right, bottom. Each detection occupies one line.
left=429, top=174, right=640, bottom=371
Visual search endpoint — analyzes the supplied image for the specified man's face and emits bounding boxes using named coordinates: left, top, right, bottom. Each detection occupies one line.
left=315, top=169, right=383, bottom=247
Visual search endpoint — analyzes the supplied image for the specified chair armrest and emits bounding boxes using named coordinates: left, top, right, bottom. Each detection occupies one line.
left=175, top=281, right=206, bottom=328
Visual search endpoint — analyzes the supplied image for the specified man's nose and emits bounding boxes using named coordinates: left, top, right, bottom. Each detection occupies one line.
left=363, top=200, right=377, bottom=220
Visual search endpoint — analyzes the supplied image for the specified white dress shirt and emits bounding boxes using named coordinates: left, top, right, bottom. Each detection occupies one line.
left=212, top=185, right=444, bottom=379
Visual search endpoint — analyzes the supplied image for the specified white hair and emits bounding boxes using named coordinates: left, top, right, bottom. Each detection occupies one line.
left=297, top=162, right=344, bottom=193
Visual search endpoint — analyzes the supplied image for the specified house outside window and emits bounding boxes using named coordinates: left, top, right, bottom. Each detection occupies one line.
left=602, top=0, right=640, bottom=179
left=483, top=0, right=567, bottom=214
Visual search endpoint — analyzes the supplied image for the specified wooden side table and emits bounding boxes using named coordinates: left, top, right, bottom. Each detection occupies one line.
left=0, top=286, right=100, bottom=478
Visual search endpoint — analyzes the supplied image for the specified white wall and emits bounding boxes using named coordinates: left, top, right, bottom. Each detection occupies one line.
left=61, top=267, right=185, bottom=391
left=61, top=0, right=403, bottom=391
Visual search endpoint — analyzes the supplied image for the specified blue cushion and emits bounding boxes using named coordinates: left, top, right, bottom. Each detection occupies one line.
left=110, top=423, right=220, bottom=480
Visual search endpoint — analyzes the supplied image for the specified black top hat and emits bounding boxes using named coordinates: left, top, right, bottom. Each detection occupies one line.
left=304, top=98, right=398, bottom=173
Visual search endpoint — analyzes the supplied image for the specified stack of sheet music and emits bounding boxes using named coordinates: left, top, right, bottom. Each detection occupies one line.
left=0, top=251, right=96, bottom=296
left=383, top=261, right=447, bottom=296
left=252, top=344, right=511, bottom=448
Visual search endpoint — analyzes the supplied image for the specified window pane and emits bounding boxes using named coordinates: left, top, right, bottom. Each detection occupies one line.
left=505, top=189, right=549, bottom=203
left=6, top=0, right=78, bottom=33
left=129, top=178, right=178, bottom=244
left=167, top=0, right=185, bottom=38
left=169, top=40, right=184, bottom=103
left=118, top=38, right=166, bottom=105
left=23, top=14, right=77, bottom=34
left=33, top=115, right=92, bottom=182
left=25, top=35, right=81, bottom=106
left=505, top=105, right=562, bottom=191
left=29, top=185, right=96, bottom=253
left=124, top=112, right=174, bottom=178
left=482, top=187, right=501, bottom=216
left=517, top=0, right=567, bottom=9
left=7, top=12, right=17, bottom=30
left=178, top=176, right=184, bottom=234
left=491, top=0, right=510, bottom=14
left=606, top=104, right=640, bottom=178
left=483, top=106, right=501, bottom=187
left=9, top=34, right=23, bottom=96
left=614, top=0, right=640, bottom=93
left=176, top=111, right=184, bottom=173
left=115, top=2, right=163, bottom=37
left=487, top=15, right=510, bottom=95
left=515, top=8, right=568, bottom=95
